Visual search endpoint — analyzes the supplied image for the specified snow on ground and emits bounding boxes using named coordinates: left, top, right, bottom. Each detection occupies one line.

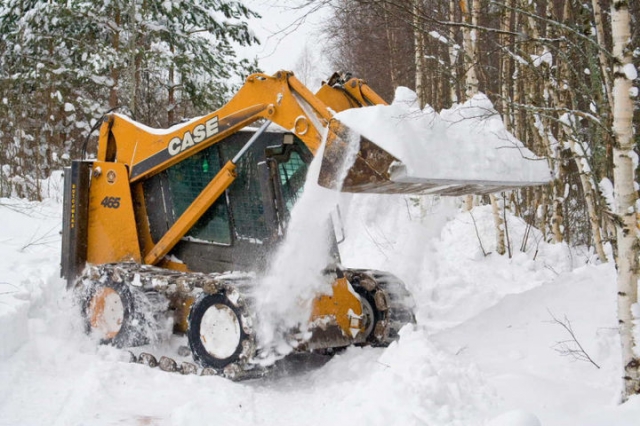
left=1, top=174, right=639, bottom=425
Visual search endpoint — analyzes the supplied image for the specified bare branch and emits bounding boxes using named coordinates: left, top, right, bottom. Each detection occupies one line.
left=469, top=210, right=489, bottom=257
left=548, top=310, right=600, bottom=369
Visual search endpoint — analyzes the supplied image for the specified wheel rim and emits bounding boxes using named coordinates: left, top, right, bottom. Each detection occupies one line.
left=89, top=287, right=124, bottom=340
left=199, top=303, right=241, bottom=360
left=359, top=295, right=376, bottom=339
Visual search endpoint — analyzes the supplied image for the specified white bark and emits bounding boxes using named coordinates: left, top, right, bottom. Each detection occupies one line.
left=461, top=0, right=479, bottom=99
left=550, top=192, right=564, bottom=243
left=611, top=0, right=640, bottom=401
left=500, top=0, right=513, bottom=129
left=128, top=0, right=137, bottom=117
left=491, top=194, right=506, bottom=255
left=460, top=0, right=506, bottom=250
left=448, top=0, right=459, bottom=103
left=382, top=4, right=398, bottom=89
left=592, top=0, right=614, bottom=111
left=568, top=138, right=608, bottom=263
left=413, top=0, right=426, bottom=108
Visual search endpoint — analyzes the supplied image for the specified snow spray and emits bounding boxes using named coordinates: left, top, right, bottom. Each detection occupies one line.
left=253, top=128, right=361, bottom=364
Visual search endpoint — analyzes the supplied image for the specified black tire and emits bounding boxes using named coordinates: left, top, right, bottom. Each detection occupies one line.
left=80, top=278, right=148, bottom=348
left=187, top=292, right=251, bottom=370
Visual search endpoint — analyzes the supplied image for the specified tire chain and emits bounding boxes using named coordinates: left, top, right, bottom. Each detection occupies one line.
left=78, top=264, right=416, bottom=380
left=78, top=262, right=266, bottom=380
left=343, top=269, right=417, bottom=345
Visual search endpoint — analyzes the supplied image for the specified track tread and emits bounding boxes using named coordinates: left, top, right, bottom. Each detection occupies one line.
left=344, top=269, right=416, bottom=347
left=77, top=263, right=265, bottom=380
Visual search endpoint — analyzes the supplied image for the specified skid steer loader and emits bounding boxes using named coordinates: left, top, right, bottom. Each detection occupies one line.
left=61, top=71, right=543, bottom=379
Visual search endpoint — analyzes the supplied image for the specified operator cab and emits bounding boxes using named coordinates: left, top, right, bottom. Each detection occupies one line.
left=142, top=126, right=314, bottom=273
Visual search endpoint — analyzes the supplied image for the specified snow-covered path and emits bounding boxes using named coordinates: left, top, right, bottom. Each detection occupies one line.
left=1, top=188, right=639, bottom=425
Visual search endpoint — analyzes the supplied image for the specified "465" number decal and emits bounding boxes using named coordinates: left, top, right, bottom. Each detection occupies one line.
left=101, top=196, right=121, bottom=209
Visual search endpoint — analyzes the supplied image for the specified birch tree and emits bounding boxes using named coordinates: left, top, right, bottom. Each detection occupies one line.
left=610, top=0, right=640, bottom=400
left=413, top=0, right=426, bottom=108
left=459, top=0, right=506, bottom=254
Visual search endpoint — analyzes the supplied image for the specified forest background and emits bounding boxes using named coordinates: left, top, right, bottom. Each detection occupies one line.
left=0, top=0, right=639, bottom=398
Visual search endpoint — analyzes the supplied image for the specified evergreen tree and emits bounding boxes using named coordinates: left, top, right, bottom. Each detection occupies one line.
left=0, top=0, right=259, bottom=199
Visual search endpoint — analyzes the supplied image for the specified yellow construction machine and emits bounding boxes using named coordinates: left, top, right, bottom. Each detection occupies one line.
left=61, top=71, right=531, bottom=378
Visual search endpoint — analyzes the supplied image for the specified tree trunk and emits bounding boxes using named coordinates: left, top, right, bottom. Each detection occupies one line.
left=413, top=0, right=426, bottom=108
left=168, top=41, right=176, bottom=126
left=448, top=0, right=458, bottom=103
left=500, top=0, right=513, bottom=129
left=460, top=0, right=479, bottom=99
left=551, top=187, right=564, bottom=243
left=611, top=0, right=640, bottom=401
left=461, top=0, right=505, bottom=251
left=491, top=194, right=506, bottom=255
left=128, top=0, right=137, bottom=118
left=109, top=9, right=121, bottom=109
left=382, top=4, right=399, bottom=89
left=568, top=137, right=608, bottom=262
left=592, top=0, right=614, bottom=111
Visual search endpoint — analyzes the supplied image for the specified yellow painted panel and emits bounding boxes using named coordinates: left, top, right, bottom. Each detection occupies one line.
left=315, top=84, right=360, bottom=113
left=86, top=162, right=141, bottom=264
left=311, top=277, right=363, bottom=337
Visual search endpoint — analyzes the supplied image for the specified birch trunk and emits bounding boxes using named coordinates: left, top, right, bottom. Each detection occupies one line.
left=491, top=194, right=506, bottom=255
left=549, top=1, right=568, bottom=244
left=500, top=0, right=512, bottom=129
left=611, top=0, right=640, bottom=401
left=592, top=0, right=614, bottom=111
left=568, top=137, right=608, bottom=262
left=109, top=9, right=121, bottom=109
left=382, top=4, right=399, bottom=89
left=552, top=189, right=564, bottom=243
left=168, top=43, right=176, bottom=125
left=448, top=0, right=459, bottom=103
left=413, top=0, right=426, bottom=108
left=461, top=0, right=479, bottom=99
left=128, top=0, right=137, bottom=117
left=461, top=0, right=505, bottom=250
left=547, top=48, right=606, bottom=259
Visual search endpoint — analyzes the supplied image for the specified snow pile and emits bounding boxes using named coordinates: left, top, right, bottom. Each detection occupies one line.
left=321, top=326, right=494, bottom=426
left=422, top=205, right=575, bottom=327
left=487, top=410, right=542, bottom=426
left=435, top=262, right=621, bottom=425
left=0, top=196, right=63, bottom=362
left=339, top=196, right=575, bottom=331
left=335, top=87, right=550, bottom=184
left=0, top=291, right=29, bottom=360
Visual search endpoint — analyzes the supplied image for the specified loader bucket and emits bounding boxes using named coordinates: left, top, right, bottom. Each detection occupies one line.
left=318, top=120, right=550, bottom=196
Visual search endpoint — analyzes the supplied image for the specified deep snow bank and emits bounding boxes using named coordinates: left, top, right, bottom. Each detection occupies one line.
left=434, top=262, right=625, bottom=425
left=339, top=198, right=576, bottom=331
left=0, top=196, right=63, bottom=361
